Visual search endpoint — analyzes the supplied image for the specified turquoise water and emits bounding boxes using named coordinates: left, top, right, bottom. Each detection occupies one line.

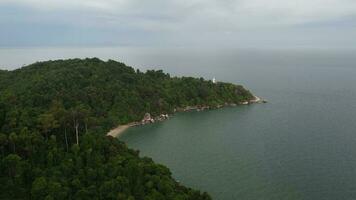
left=2, top=47, right=356, bottom=199
left=119, top=49, right=356, bottom=200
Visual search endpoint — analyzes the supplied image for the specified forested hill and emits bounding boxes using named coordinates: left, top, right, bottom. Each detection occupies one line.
left=0, top=58, right=253, bottom=134
left=0, top=58, right=253, bottom=199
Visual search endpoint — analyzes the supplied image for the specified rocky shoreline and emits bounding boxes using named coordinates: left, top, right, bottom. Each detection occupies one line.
left=107, top=96, right=266, bottom=138
left=174, top=95, right=266, bottom=112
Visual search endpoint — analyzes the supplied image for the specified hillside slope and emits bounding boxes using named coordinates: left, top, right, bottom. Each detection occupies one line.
left=0, top=58, right=254, bottom=199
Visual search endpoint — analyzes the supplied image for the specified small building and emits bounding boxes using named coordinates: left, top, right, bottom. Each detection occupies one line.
left=212, top=77, right=216, bottom=84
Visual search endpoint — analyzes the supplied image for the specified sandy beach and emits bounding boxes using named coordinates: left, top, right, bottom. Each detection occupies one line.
left=107, top=124, right=132, bottom=138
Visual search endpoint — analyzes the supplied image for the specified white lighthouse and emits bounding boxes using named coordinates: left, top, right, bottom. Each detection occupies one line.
left=212, top=77, right=216, bottom=84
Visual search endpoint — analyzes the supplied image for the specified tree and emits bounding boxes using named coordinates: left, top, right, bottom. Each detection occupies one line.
left=71, top=104, right=90, bottom=146
left=3, top=154, right=23, bottom=182
left=71, top=109, right=80, bottom=146
left=8, top=132, right=18, bottom=153
left=31, top=177, right=48, bottom=199
left=0, top=133, right=7, bottom=156
left=49, top=100, right=70, bottom=151
left=38, top=113, right=59, bottom=140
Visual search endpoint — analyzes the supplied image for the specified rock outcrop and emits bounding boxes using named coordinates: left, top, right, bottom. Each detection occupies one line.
left=142, top=113, right=155, bottom=124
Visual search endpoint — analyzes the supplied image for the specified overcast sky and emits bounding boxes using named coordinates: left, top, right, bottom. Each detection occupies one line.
left=1, top=0, right=356, bottom=48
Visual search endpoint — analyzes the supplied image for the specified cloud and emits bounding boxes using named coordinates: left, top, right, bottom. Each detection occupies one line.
left=4, top=0, right=356, bottom=23
left=0, top=0, right=129, bottom=11
left=0, top=0, right=356, bottom=47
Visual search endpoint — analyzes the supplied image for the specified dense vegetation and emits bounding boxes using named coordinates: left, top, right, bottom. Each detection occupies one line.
left=0, top=58, right=254, bottom=199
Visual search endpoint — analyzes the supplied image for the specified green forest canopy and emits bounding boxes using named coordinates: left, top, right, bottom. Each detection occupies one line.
left=0, top=58, right=254, bottom=199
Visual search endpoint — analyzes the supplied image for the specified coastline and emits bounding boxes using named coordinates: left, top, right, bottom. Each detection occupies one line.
left=107, top=96, right=266, bottom=138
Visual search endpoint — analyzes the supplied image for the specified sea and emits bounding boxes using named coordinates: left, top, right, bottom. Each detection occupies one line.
left=1, top=47, right=356, bottom=200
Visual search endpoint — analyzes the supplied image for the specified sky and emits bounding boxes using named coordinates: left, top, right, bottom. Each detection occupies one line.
left=1, top=0, right=356, bottom=48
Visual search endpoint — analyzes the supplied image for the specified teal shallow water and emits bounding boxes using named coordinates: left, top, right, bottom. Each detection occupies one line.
left=121, top=89, right=356, bottom=200
left=118, top=49, right=356, bottom=200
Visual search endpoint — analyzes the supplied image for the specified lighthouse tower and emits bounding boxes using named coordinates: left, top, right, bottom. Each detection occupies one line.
left=212, top=77, right=216, bottom=84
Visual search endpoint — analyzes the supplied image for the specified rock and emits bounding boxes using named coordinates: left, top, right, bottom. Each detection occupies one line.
left=203, top=105, right=210, bottom=110
left=143, top=113, right=151, bottom=120
left=142, top=113, right=154, bottom=124
left=249, top=96, right=267, bottom=104
left=155, top=114, right=169, bottom=121
left=184, top=106, right=198, bottom=111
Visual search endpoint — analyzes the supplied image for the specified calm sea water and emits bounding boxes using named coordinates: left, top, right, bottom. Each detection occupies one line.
left=2, top=47, right=356, bottom=200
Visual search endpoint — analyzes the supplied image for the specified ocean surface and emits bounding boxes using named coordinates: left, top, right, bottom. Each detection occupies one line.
left=2, top=47, right=356, bottom=200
